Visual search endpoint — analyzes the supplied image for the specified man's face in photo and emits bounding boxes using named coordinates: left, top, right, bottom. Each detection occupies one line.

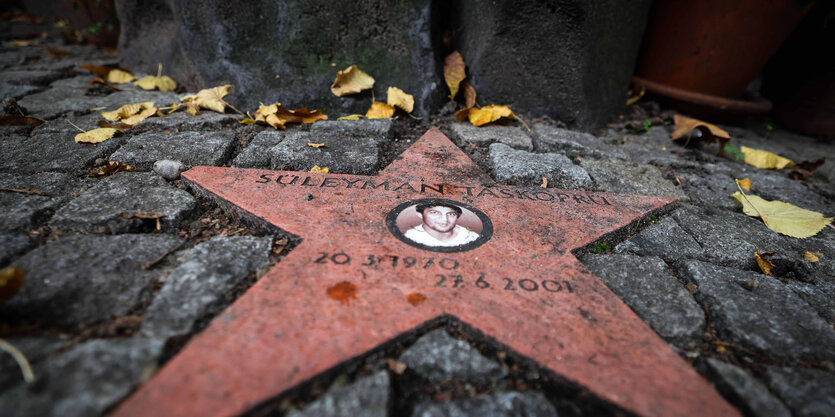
left=419, top=206, right=459, bottom=234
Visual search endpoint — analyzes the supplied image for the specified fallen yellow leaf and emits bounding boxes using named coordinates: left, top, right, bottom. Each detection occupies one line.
left=387, top=86, right=414, bottom=113
left=107, top=69, right=136, bottom=84
left=101, top=101, right=157, bottom=125
left=308, top=142, right=326, bottom=148
left=122, top=106, right=158, bottom=126
left=0, top=266, right=24, bottom=307
left=180, top=85, right=231, bottom=115
left=338, top=114, right=364, bottom=121
left=366, top=102, right=395, bottom=119
left=454, top=107, right=472, bottom=122
left=330, top=65, right=374, bottom=97
left=469, top=105, right=514, bottom=126
left=461, top=81, right=476, bottom=109
left=540, top=177, right=548, bottom=188
left=803, top=251, right=820, bottom=263
left=740, top=146, right=795, bottom=170
left=75, top=127, right=118, bottom=143
left=310, top=165, right=329, bottom=173
left=626, top=85, right=646, bottom=106
left=10, top=40, right=38, bottom=47
left=254, top=103, right=327, bottom=129
left=754, top=251, right=775, bottom=276
left=738, top=178, right=752, bottom=191
left=731, top=181, right=833, bottom=238
left=671, top=115, right=731, bottom=140
left=240, top=118, right=256, bottom=125
left=134, top=65, right=176, bottom=91
left=444, top=51, right=466, bottom=100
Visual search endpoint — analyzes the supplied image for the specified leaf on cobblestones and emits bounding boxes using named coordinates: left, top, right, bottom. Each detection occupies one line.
left=444, top=51, right=466, bottom=99
left=338, top=114, right=364, bottom=121
left=0, top=115, right=44, bottom=126
left=44, top=46, right=68, bottom=58
left=468, top=105, right=514, bottom=126
left=75, top=127, right=118, bottom=143
left=254, top=103, right=327, bottom=129
left=754, top=251, right=775, bottom=276
left=307, top=142, right=325, bottom=148
left=671, top=114, right=731, bottom=156
left=10, top=40, right=39, bottom=47
left=803, top=251, right=820, bottom=263
left=101, top=101, right=157, bottom=126
left=462, top=81, right=477, bottom=108
left=731, top=180, right=833, bottom=238
left=79, top=64, right=112, bottom=77
left=787, top=158, right=825, bottom=181
left=331, top=65, right=374, bottom=96
left=240, top=118, right=256, bottom=124
left=180, top=85, right=231, bottom=115
left=387, top=86, right=414, bottom=113
left=93, top=161, right=133, bottom=177
left=89, top=77, right=121, bottom=92
left=309, top=165, right=329, bottom=173
left=134, top=64, right=177, bottom=91
left=738, top=178, right=751, bottom=191
left=0, top=266, right=24, bottom=307
left=97, top=120, right=133, bottom=132
left=540, top=177, right=548, bottom=188
left=107, top=69, right=136, bottom=84
left=740, top=146, right=795, bottom=170
left=366, top=101, right=395, bottom=119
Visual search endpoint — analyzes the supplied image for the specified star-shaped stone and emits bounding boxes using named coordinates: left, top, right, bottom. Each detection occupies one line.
left=114, top=128, right=738, bottom=417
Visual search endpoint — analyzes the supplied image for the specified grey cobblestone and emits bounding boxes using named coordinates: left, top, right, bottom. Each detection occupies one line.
left=411, top=391, right=557, bottom=417
left=579, top=157, right=688, bottom=199
left=0, top=131, right=127, bottom=174
left=0, top=234, right=31, bottom=267
left=0, top=172, right=86, bottom=232
left=271, top=131, right=381, bottom=174
left=109, top=131, right=236, bottom=170
left=234, top=130, right=284, bottom=169
left=702, top=358, right=791, bottom=417
left=287, top=371, right=390, bottom=417
left=399, top=329, right=506, bottom=386
left=489, top=143, right=593, bottom=189
left=451, top=123, right=533, bottom=150
left=763, top=366, right=835, bottom=417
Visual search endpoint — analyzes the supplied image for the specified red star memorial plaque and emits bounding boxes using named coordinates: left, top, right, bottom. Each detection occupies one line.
left=114, top=128, right=739, bottom=417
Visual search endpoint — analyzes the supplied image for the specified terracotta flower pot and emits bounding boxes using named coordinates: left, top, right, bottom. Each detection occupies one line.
left=633, top=0, right=808, bottom=118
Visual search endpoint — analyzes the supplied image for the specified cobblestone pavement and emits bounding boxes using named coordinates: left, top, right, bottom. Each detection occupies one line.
left=1, top=20, right=834, bottom=417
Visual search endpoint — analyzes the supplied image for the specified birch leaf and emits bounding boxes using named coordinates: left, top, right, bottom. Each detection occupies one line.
left=135, top=73, right=177, bottom=91
left=740, top=146, right=795, bottom=169
left=444, top=51, right=466, bottom=99
left=468, top=105, right=514, bottom=126
left=121, top=106, right=158, bottom=126
left=366, top=102, right=395, bottom=119
left=75, top=127, right=117, bottom=143
left=387, top=86, right=414, bottom=113
left=331, top=65, right=374, bottom=96
left=254, top=103, right=327, bottom=130
left=101, top=102, right=156, bottom=125
left=107, top=69, right=136, bottom=84
left=731, top=187, right=833, bottom=238
left=180, top=85, right=231, bottom=115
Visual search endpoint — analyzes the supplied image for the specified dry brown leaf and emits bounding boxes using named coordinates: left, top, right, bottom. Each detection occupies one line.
left=101, top=101, right=157, bottom=125
left=254, top=103, right=328, bottom=129
left=93, top=161, right=133, bottom=177
left=97, top=120, right=133, bottom=132
left=454, top=107, right=472, bottom=122
left=107, top=69, right=136, bottom=84
left=44, top=46, right=68, bottom=58
left=366, top=101, right=395, bottom=119
left=540, top=177, right=548, bottom=188
left=330, top=65, right=375, bottom=97
left=626, top=85, right=646, bottom=106
left=309, top=165, right=329, bottom=173
left=10, top=40, right=39, bottom=47
left=0, top=187, right=45, bottom=196
left=469, top=105, right=514, bottom=126
left=386, top=86, right=414, bottom=113
left=738, top=178, right=751, bottom=191
left=788, top=158, right=825, bottom=181
left=0, top=115, right=44, bottom=126
left=386, top=359, right=407, bottom=375
left=671, top=115, right=731, bottom=140
left=307, top=142, right=326, bottom=148
left=461, top=81, right=477, bottom=109
left=740, top=146, right=795, bottom=170
left=0, top=266, right=24, bottom=307
left=79, top=64, right=112, bottom=77
left=121, top=106, right=158, bottom=125
left=444, top=51, right=466, bottom=99
left=338, top=114, right=364, bottom=121
left=755, top=251, right=775, bottom=276
left=803, top=251, right=820, bottom=263
left=180, top=85, right=231, bottom=115
left=75, top=127, right=117, bottom=143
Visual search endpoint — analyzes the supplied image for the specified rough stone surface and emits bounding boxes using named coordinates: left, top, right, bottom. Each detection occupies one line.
left=763, top=366, right=835, bottom=417
left=489, top=143, right=593, bottom=189
left=0, top=82, right=39, bottom=99
left=676, top=171, right=740, bottom=211
left=786, top=281, right=835, bottom=324
left=703, top=358, right=791, bottom=417
left=132, top=111, right=240, bottom=132
left=450, top=123, right=533, bottom=151
left=310, top=119, right=393, bottom=138
left=141, top=236, right=272, bottom=339
left=531, top=124, right=606, bottom=158
left=109, top=131, right=236, bottom=170
left=0, top=131, right=127, bottom=174
left=271, top=131, right=381, bottom=174
left=614, top=216, right=703, bottom=261
left=0, top=338, right=164, bottom=417
left=0, top=234, right=183, bottom=329
left=0, top=172, right=85, bottom=233
left=115, top=0, right=442, bottom=116
left=451, top=0, right=652, bottom=129
left=399, top=329, right=506, bottom=386
left=287, top=371, right=390, bottom=417
left=233, top=130, right=284, bottom=169
left=678, top=260, right=835, bottom=363
left=18, top=84, right=177, bottom=120
left=0, top=234, right=31, bottom=267
left=579, top=157, right=688, bottom=199
left=410, top=391, right=557, bottom=417
left=153, top=159, right=186, bottom=180
left=0, top=69, right=65, bottom=86
left=49, top=172, right=197, bottom=233
left=745, top=171, right=834, bottom=216
left=583, top=254, right=704, bottom=348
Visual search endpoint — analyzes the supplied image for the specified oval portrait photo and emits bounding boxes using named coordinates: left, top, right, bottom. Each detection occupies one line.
left=386, top=198, right=493, bottom=253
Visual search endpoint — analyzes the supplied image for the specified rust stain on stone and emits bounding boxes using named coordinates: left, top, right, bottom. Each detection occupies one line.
left=407, top=292, right=427, bottom=306
left=326, top=281, right=358, bottom=305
